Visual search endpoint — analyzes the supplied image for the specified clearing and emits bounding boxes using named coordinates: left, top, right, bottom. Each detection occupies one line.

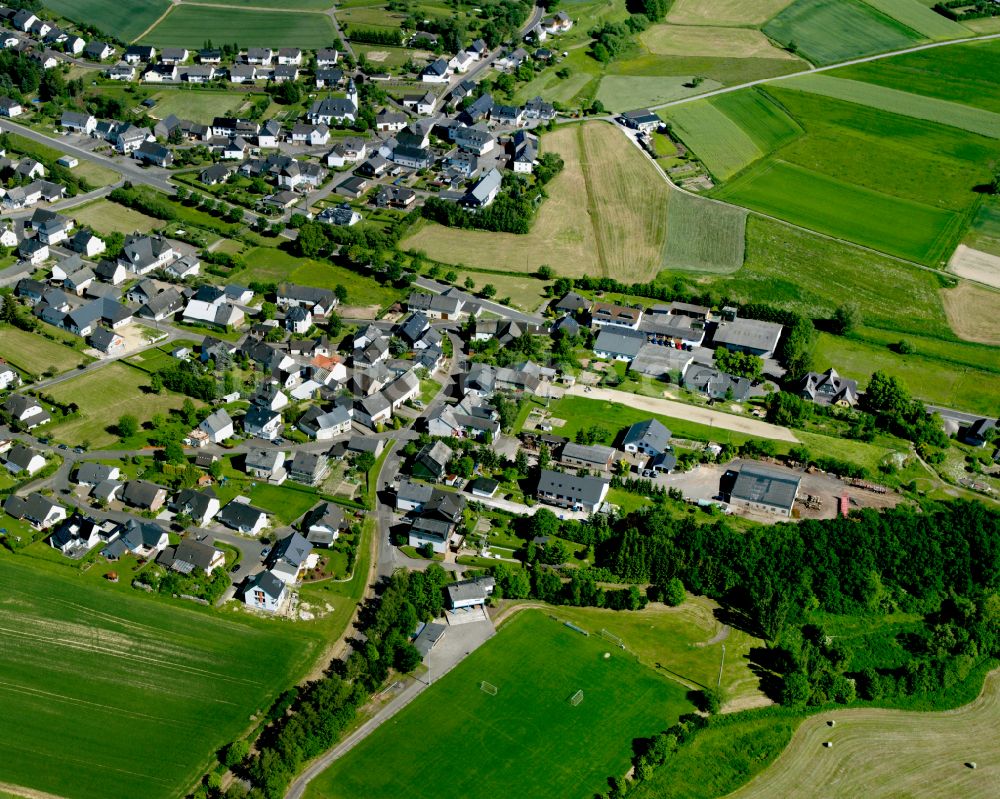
left=71, top=200, right=160, bottom=236
left=306, top=610, right=694, bottom=799
left=140, top=6, right=337, bottom=48
left=150, top=90, right=257, bottom=126
left=44, top=0, right=170, bottom=42
left=940, top=283, right=1000, bottom=347
left=0, top=554, right=318, bottom=799
left=727, top=669, right=1000, bottom=799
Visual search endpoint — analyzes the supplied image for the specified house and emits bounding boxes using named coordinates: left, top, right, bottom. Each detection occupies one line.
left=728, top=463, right=801, bottom=517
left=560, top=442, right=615, bottom=473
left=277, top=47, right=302, bottom=65
left=334, top=175, right=369, bottom=199
left=134, top=140, right=173, bottom=167
left=407, top=291, right=463, bottom=320
left=308, top=97, right=357, bottom=125
left=165, top=254, right=200, bottom=280
left=120, top=234, right=176, bottom=275
left=245, top=448, right=287, bottom=484
left=285, top=305, right=312, bottom=334
left=4, top=443, right=45, bottom=476
left=89, top=326, right=125, bottom=356
left=299, top=502, right=346, bottom=548
left=712, top=318, right=783, bottom=359
left=288, top=451, right=328, bottom=486
left=317, top=49, right=340, bottom=67
left=396, top=479, right=434, bottom=512
left=446, top=576, right=496, bottom=609
left=468, top=39, right=488, bottom=59
left=298, top=405, right=352, bottom=441
left=408, top=490, right=465, bottom=553
left=84, top=41, right=114, bottom=61
left=186, top=64, right=216, bottom=83
left=4, top=395, right=50, bottom=429
left=449, top=50, right=474, bottom=74
left=412, top=441, right=453, bottom=482
left=107, top=62, right=135, bottom=81
left=121, top=480, right=168, bottom=512
left=218, top=500, right=269, bottom=535
left=799, top=368, right=859, bottom=407
left=493, top=104, right=524, bottom=127
left=182, top=295, right=245, bottom=329
left=684, top=365, right=751, bottom=402
left=143, top=63, right=179, bottom=83
left=622, top=419, right=671, bottom=457
left=75, top=462, right=120, bottom=486
left=277, top=283, right=337, bottom=317
left=95, top=259, right=128, bottom=285
left=325, top=137, right=367, bottom=167
left=243, top=404, right=283, bottom=440
left=462, top=168, right=503, bottom=209
left=536, top=469, right=609, bottom=513
left=124, top=45, right=155, bottom=64
left=0, top=225, right=17, bottom=248
left=354, top=392, right=391, bottom=428
left=318, top=203, right=361, bottom=227
left=421, top=58, right=451, bottom=83
left=620, top=108, right=660, bottom=132
left=391, top=144, right=433, bottom=170
left=160, top=47, right=188, bottom=65
left=172, top=487, right=221, bottom=527
left=69, top=229, right=105, bottom=258
left=453, top=124, right=494, bottom=155
left=4, top=492, right=66, bottom=529
left=0, top=358, right=18, bottom=390
left=244, top=569, right=286, bottom=612
left=49, top=515, right=102, bottom=557
left=958, top=417, right=997, bottom=448
left=525, top=95, right=555, bottom=120
left=229, top=63, right=257, bottom=84
left=0, top=96, right=21, bottom=116
left=511, top=129, right=537, bottom=173
left=290, top=123, right=330, bottom=146
left=593, top=328, right=646, bottom=361
left=199, top=49, right=222, bottom=64
left=267, top=531, right=313, bottom=584
left=469, top=476, right=499, bottom=498
left=158, top=538, right=225, bottom=575
left=198, top=409, right=234, bottom=444
left=592, top=301, right=642, bottom=329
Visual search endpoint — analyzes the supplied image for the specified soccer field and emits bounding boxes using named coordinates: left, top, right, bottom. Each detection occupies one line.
left=307, top=611, right=694, bottom=799
left=0, top=555, right=319, bottom=799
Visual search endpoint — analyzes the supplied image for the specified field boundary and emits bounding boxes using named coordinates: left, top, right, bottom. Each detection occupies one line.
left=131, top=0, right=177, bottom=43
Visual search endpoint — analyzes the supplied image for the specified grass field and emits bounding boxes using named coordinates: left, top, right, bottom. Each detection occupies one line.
left=667, top=0, right=796, bottom=25
left=710, top=89, right=803, bottom=153
left=0, top=554, right=318, bottom=799
left=661, top=190, right=747, bottom=273
left=966, top=199, right=1000, bottom=258
left=640, top=24, right=799, bottom=60
left=141, top=6, right=337, bottom=48
left=664, top=101, right=764, bottom=180
left=46, top=363, right=196, bottom=449
left=73, top=161, right=121, bottom=188
left=595, top=75, right=723, bottom=112
left=859, top=0, right=970, bottom=37
left=763, top=0, right=922, bottom=65
left=151, top=90, right=258, bottom=125
left=727, top=670, right=1000, bottom=798
left=306, top=611, right=694, bottom=799
left=713, top=159, right=964, bottom=265
left=45, top=0, right=171, bottom=42
left=0, top=328, right=87, bottom=376
left=72, top=199, right=160, bottom=236
left=786, top=74, right=1000, bottom=139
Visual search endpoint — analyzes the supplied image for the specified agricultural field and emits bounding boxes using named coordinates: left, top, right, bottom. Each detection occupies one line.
left=71, top=199, right=160, bottom=236
left=667, top=0, right=796, bottom=26
left=45, top=362, right=198, bottom=449
left=0, top=327, right=87, bottom=377
left=663, top=101, right=765, bottom=180
left=306, top=611, right=694, bottom=799
left=140, top=6, right=337, bottom=48
left=709, top=89, right=803, bottom=153
left=639, top=24, right=800, bottom=60
left=964, top=199, right=1000, bottom=259
left=44, top=0, right=171, bottom=42
left=763, top=0, right=922, bottom=65
left=0, top=554, right=319, bottom=799
left=858, top=0, right=970, bottom=38
left=595, top=75, right=723, bottom=112
left=727, top=670, right=1000, bottom=799
left=661, top=191, right=747, bottom=273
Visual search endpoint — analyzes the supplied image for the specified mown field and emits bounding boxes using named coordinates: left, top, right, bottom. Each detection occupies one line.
left=727, top=670, right=1000, bottom=799
left=0, top=555, right=318, bottom=799
left=0, top=327, right=87, bottom=376
left=639, top=24, right=799, bottom=60
left=45, top=0, right=170, bottom=42
left=72, top=199, right=160, bottom=236
left=664, top=101, right=764, bottom=180
left=661, top=190, right=747, bottom=273
left=859, top=0, right=970, bottom=38
left=141, top=6, right=337, bottom=48
left=151, top=90, right=259, bottom=126
left=667, top=0, right=796, bottom=26
left=306, top=611, right=694, bottom=799
left=595, top=75, right=724, bottom=113
left=763, top=0, right=922, bottom=65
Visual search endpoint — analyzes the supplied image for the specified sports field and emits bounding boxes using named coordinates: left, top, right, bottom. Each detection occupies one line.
left=0, top=327, right=87, bottom=376
left=859, top=0, right=970, bottom=38
left=44, top=0, right=171, bottom=42
left=46, top=362, right=197, bottom=448
left=727, top=669, right=1000, bottom=799
left=763, top=0, right=921, bottom=65
left=141, top=6, right=337, bottom=48
left=306, top=611, right=694, bottom=799
left=661, top=190, right=747, bottom=273
left=0, top=555, right=318, bottom=799
left=667, top=0, right=795, bottom=26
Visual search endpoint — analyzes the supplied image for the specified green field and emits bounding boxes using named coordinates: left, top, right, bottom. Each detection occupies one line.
left=595, top=75, right=723, bottom=112
left=661, top=190, right=747, bottom=273
left=713, top=159, right=964, bottom=265
left=709, top=89, right=803, bottom=153
left=141, top=6, right=337, bottom=48
left=151, top=90, right=259, bottom=125
left=763, top=0, right=922, bottom=65
left=45, top=0, right=171, bottom=42
left=664, top=101, right=764, bottom=180
left=0, top=327, right=87, bottom=377
left=0, top=554, right=318, bottom=799
left=307, top=611, right=694, bottom=799
left=786, top=74, right=1000, bottom=139
left=859, top=0, right=969, bottom=38
left=966, top=198, right=1000, bottom=257
left=72, top=199, right=161, bottom=236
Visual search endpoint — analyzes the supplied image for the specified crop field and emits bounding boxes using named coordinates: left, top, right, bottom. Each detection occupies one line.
left=710, top=89, right=803, bottom=153
left=71, top=199, right=160, bottom=236
left=204, top=0, right=333, bottom=7
left=663, top=101, right=764, bottom=180
left=595, top=75, right=723, bottom=112
left=0, top=555, right=318, bottom=799
left=786, top=74, right=1000, bottom=139
left=859, top=0, right=970, bottom=38
left=941, top=283, right=1000, bottom=347
left=46, top=363, right=197, bottom=449
left=965, top=199, right=1000, bottom=258
left=667, top=0, right=796, bottom=25
left=306, top=611, right=694, bottom=799
left=0, top=328, right=86, bottom=376
left=727, top=670, right=1000, bottom=799
left=713, top=159, right=964, bottom=265
left=141, top=6, right=337, bottom=48
left=639, top=24, right=799, bottom=60
left=45, top=0, right=171, bottom=42
left=661, top=190, right=747, bottom=273
left=763, top=0, right=921, bottom=65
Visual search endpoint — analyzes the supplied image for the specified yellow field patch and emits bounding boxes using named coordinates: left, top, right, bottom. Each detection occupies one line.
left=941, top=282, right=1000, bottom=346
left=947, top=244, right=1000, bottom=289
left=667, top=0, right=796, bottom=26
left=71, top=199, right=160, bottom=236
left=640, top=24, right=799, bottom=59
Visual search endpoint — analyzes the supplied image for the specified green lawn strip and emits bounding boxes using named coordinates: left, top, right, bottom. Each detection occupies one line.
left=249, top=482, right=318, bottom=526
left=0, top=553, right=319, bottom=799
left=418, top=378, right=441, bottom=405
left=607, top=487, right=654, bottom=514
left=306, top=610, right=695, bottom=799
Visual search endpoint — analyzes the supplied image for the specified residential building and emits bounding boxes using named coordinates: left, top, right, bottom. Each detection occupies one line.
left=560, top=442, right=616, bottom=472
left=218, top=501, right=269, bottom=535
left=244, top=569, right=285, bottom=611
left=799, top=368, right=859, bottom=407
left=536, top=469, right=609, bottom=513
left=622, top=419, right=671, bottom=457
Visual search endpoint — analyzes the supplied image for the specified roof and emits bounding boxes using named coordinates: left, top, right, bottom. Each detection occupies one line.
left=730, top=464, right=800, bottom=511
left=537, top=469, right=609, bottom=505
left=594, top=328, right=645, bottom=359
left=622, top=418, right=671, bottom=451
left=713, top=318, right=783, bottom=353
left=415, top=440, right=453, bottom=476
left=271, top=531, right=312, bottom=567
left=219, top=500, right=267, bottom=528
left=245, top=569, right=284, bottom=599
left=446, top=576, right=496, bottom=605
left=170, top=538, right=221, bottom=572
left=121, top=479, right=165, bottom=507
left=175, top=487, right=217, bottom=520
left=561, top=442, right=615, bottom=466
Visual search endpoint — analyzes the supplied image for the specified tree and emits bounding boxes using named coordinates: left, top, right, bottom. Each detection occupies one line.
left=117, top=414, right=138, bottom=439
left=224, top=739, right=250, bottom=768
left=529, top=508, right=561, bottom=539
left=296, top=223, right=327, bottom=258
left=164, top=439, right=185, bottom=464
left=780, top=671, right=811, bottom=707
left=464, top=276, right=475, bottom=290
left=700, top=686, right=725, bottom=714
left=334, top=284, right=348, bottom=305
left=714, top=348, right=763, bottom=382
left=662, top=577, right=685, bottom=606
left=536, top=265, right=554, bottom=280
left=260, top=301, right=277, bottom=320
left=149, top=373, right=163, bottom=393
left=832, top=302, right=860, bottom=336
left=481, top=283, right=497, bottom=298
left=394, top=641, right=422, bottom=673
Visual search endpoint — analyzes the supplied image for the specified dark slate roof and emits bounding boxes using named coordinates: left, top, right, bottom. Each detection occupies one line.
left=730, top=464, right=800, bottom=511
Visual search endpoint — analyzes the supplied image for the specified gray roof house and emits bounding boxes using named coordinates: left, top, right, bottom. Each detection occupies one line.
left=536, top=468, right=609, bottom=513
left=728, top=463, right=801, bottom=517
left=712, top=318, right=783, bottom=358
left=799, top=368, right=859, bottom=407
left=683, top=365, right=751, bottom=402
left=621, top=419, right=671, bottom=457
left=267, top=531, right=313, bottom=584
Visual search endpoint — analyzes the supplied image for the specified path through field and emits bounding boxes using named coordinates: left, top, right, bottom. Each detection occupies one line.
left=726, top=669, right=1000, bottom=798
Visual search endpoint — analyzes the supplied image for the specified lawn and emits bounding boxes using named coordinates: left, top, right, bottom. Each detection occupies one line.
left=306, top=610, right=695, bottom=799
left=141, top=6, right=337, bottom=48
left=45, top=362, right=197, bottom=449
left=0, top=327, right=88, bottom=377
left=249, top=483, right=318, bottom=525
left=72, top=199, right=161, bottom=236
left=151, top=89, right=258, bottom=125
left=660, top=190, right=747, bottom=274
left=763, top=0, right=922, bottom=66
left=0, top=554, right=319, bottom=799
left=73, top=161, right=121, bottom=188
left=45, top=0, right=171, bottom=41
left=448, top=269, right=552, bottom=312
left=713, top=159, right=965, bottom=265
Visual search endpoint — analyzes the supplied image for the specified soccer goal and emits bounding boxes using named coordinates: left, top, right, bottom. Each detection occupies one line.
left=480, top=681, right=498, bottom=696
left=600, top=629, right=626, bottom=650
left=569, top=689, right=584, bottom=706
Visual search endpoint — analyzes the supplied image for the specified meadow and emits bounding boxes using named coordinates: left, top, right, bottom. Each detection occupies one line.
left=141, top=6, right=337, bottom=48
left=858, top=0, right=970, bottom=38
left=0, top=327, right=87, bottom=376
left=0, top=554, right=319, bottom=799
left=151, top=90, right=260, bottom=125
left=45, top=0, right=170, bottom=42
left=72, top=199, right=160, bottom=236
left=667, top=0, right=796, bottom=26
left=664, top=101, right=765, bottom=180
left=661, top=190, right=747, bottom=273
left=709, top=89, right=803, bottom=153
left=763, top=0, right=921, bottom=65
left=306, top=611, right=694, bottom=799
left=595, top=75, right=723, bottom=112
left=965, top=199, right=1000, bottom=258
left=639, top=24, right=799, bottom=60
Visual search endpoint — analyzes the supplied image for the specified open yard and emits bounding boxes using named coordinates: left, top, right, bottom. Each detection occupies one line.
left=45, top=0, right=171, bottom=42
left=306, top=610, right=694, bottom=799
left=727, top=669, right=1000, bottom=799
left=0, top=327, right=88, bottom=377
left=140, top=6, right=337, bottom=48
left=0, top=554, right=319, bottom=799
left=45, top=362, right=197, bottom=449
left=71, top=199, right=160, bottom=236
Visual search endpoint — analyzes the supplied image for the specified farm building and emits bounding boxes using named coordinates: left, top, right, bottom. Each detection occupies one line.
left=727, top=463, right=801, bottom=517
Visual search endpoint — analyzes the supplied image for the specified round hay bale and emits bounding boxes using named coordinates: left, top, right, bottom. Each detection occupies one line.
left=604, top=652, right=611, bottom=659
left=828, top=720, right=836, bottom=727
left=823, top=741, right=833, bottom=748
left=966, top=762, right=977, bottom=769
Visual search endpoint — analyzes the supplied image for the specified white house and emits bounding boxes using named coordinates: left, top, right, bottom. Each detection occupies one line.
left=197, top=409, right=234, bottom=444
left=244, top=569, right=286, bottom=612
